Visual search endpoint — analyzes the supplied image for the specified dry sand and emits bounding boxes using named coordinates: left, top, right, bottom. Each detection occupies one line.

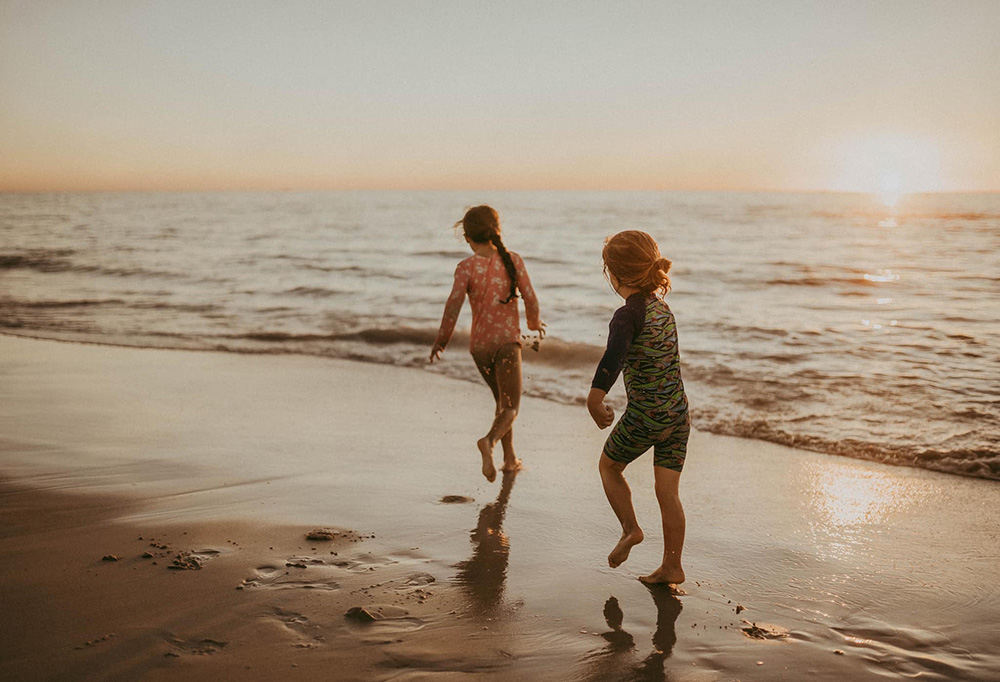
left=2, top=335, right=998, bottom=681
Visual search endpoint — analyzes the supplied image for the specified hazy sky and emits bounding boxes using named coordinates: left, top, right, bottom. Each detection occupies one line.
left=1, top=1, right=998, bottom=192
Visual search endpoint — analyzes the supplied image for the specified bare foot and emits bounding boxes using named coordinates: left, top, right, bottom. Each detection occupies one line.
left=477, top=437, right=497, bottom=483
left=638, top=566, right=685, bottom=586
left=608, top=529, right=644, bottom=568
left=500, top=458, right=523, bottom=472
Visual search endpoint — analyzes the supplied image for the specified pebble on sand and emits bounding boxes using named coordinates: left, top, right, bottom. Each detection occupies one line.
left=306, top=528, right=339, bottom=541
left=168, top=554, right=203, bottom=570
left=344, top=607, right=378, bottom=623
left=741, top=621, right=789, bottom=640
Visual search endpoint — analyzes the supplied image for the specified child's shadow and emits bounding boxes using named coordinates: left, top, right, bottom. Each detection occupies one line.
left=583, top=586, right=683, bottom=681
left=452, top=469, right=517, bottom=617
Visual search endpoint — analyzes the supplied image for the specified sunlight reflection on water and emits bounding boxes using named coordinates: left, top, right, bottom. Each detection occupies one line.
left=800, top=461, right=926, bottom=565
left=804, top=462, right=919, bottom=528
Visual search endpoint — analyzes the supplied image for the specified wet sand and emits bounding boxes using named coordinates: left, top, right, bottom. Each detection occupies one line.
left=1, top=335, right=998, bottom=681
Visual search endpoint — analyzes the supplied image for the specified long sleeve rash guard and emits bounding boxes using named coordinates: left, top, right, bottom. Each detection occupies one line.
left=591, top=293, right=648, bottom=393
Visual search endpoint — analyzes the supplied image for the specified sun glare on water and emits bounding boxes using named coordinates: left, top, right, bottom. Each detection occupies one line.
left=802, top=463, right=923, bottom=560
left=829, top=134, right=945, bottom=207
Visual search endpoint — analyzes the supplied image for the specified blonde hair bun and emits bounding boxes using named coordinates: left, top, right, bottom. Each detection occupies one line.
left=602, top=231, right=672, bottom=296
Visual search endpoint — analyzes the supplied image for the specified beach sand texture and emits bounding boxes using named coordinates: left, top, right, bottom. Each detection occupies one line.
left=2, top=335, right=998, bottom=681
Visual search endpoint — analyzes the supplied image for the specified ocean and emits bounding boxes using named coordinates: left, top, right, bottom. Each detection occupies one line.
left=2, top=190, right=998, bottom=480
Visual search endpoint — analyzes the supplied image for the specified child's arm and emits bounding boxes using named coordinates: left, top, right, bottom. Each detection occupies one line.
left=589, top=296, right=645, bottom=427
left=515, top=254, right=545, bottom=336
left=430, top=263, right=469, bottom=363
left=588, top=387, right=615, bottom=429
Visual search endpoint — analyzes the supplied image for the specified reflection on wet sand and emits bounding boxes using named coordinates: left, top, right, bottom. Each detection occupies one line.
left=582, top=586, right=683, bottom=681
left=453, top=470, right=517, bottom=617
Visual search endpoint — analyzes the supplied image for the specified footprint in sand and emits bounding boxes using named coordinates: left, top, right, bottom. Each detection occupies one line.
left=268, top=607, right=326, bottom=647
left=402, top=572, right=436, bottom=587
left=346, top=552, right=398, bottom=573
left=344, top=605, right=426, bottom=637
left=167, top=548, right=226, bottom=571
left=741, top=620, right=789, bottom=640
left=165, top=635, right=228, bottom=656
left=238, top=561, right=339, bottom=591
left=254, top=565, right=282, bottom=578
left=238, top=551, right=399, bottom=590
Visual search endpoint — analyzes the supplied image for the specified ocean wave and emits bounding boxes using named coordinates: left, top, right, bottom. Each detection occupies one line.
left=917, top=211, right=1000, bottom=221
left=764, top=276, right=881, bottom=288
left=691, top=413, right=1000, bottom=481
left=413, top=249, right=469, bottom=258
left=412, top=250, right=572, bottom=267
left=808, top=209, right=1000, bottom=222
left=282, top=286, right=343, bottom=297
left=0, top=250, right=187, bottom=280
left=306, top=264, right=410, bottom=280
left=0, top=297, right=221, bottom=314
left=0, top=249, right=76, bottom=272
left=212, top=326, right=605, bottom=366
left=522, top=255, right=574, bottom=266
left=128, top=301, right=222, bottom=313
left=953, top=274, right=1000, bottom=283
left=0, top=298, right=126, bottom=308
left=0, top=318, right=98, bottom=332
left=707, top=323, right=790, bottom=338
left=88, top=265, right=189, bottom=280
left=227, top=327, right=439, bottom=346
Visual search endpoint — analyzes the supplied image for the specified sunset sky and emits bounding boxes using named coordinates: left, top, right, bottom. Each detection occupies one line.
left=1, top=1, right=998, bottom=193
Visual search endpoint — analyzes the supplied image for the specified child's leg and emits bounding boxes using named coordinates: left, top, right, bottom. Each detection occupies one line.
left=490, top=343, right=521, bottom=445
left=499, top=426, right=518, bottom=470
left=638, top=466, right=686, bottom=585
left=599, top=454, right=644, bottom=568
left=473, top=344, right=522, bottom=481
left=477, top=344, right=521, bottom=468
left=474, top=365, right=517, bottom=467
left=472, top=349, right=503, bottom=482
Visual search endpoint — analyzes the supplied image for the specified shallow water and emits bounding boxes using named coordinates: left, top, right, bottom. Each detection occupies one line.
left=2, top=190, right=999, bottom=479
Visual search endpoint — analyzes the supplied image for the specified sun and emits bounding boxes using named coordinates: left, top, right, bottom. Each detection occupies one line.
left=827, top=133, right=944, bottom=198
left=878, top=172, right=903, bottom=207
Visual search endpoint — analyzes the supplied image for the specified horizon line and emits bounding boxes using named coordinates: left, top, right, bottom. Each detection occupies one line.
left=2, top=186, right=998, bottom=195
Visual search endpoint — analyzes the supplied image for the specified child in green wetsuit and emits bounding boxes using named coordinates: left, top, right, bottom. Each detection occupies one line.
left=588, top=230, right=690, bottom=587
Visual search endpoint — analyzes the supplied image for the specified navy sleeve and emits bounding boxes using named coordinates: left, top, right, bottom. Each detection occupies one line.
left=591, top=295, right=646, bottom=392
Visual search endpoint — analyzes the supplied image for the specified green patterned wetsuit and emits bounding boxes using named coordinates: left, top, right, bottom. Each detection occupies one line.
left=592, top=294, right=690, bottom=470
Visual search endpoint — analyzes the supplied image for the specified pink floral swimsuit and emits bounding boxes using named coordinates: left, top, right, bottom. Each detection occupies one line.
left=435, top=251, right=540, bottom=357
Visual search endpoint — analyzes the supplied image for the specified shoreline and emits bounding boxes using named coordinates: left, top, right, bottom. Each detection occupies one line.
left=2, top=330, right=992, bottom=483
left=2, top=335, right=999, bottom=680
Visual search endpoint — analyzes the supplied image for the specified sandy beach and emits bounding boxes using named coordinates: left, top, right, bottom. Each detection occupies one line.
left=2, top=334, right=998, bottom=681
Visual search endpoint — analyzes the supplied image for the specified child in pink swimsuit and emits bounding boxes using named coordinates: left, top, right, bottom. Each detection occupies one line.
left=430, top=206, right=544, bottom=482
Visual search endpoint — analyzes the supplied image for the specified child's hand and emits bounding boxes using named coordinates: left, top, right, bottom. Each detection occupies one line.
left=429, top=343, right=444, bottom=363
left=528, top=320, right=547, bottom=339
left=587, top=388, right=615, bottom=429
left=589, top=401, right=615, bottom=429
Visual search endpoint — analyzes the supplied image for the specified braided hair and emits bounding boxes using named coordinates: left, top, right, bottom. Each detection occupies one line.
left=458, top=205, right=519, bottom=304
